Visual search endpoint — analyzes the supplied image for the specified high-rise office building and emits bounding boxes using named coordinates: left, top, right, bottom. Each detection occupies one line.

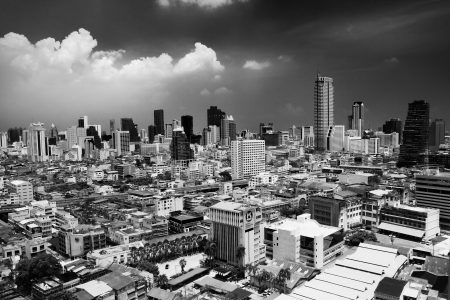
left=314, top=75, right=334, bottom=151
left=349, top=102, right=364, bottom=137
left=109, top=119, right=115, bottom=135
left=429, top=119, right=445, bottom=152
left=301, top=126, right=315, bottom=148
left=383, top=118, right=403, bottom=144
left=327, top=125, right=345, bottom=152
left=7, top=127, right=23, bottom=143
left=209, top=202, right=265, bottom=267
left=231, top=139, right=265, bottom=180
left=165, top=124, right=173, bottom=139
left=27, top=123, right=48, bottom=162
left=416, top=171, right=450, bottom=230
left=154, top=109, right=165, bottom=136
left=202, top=125, right=220, bottom=146
left=221, top=115, right=237, bottom=146
left=148, top=125, right=156, bottom=143
left=181, top=115, right=194, bottom=141
left=78, top=116, right=88, bottom=129
left=398, top=100, right=430, bottom=167
left=113, top=130, right=130, bottom=156
left=170, top=129, right=194, bottom=161
left=207, top=106, right=225, bottom=128
left=121, top=118, right=140, bottom=142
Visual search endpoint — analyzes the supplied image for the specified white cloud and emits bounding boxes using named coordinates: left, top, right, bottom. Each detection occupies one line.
left=200, top=88, right=211, bottom=96
left=242, top=60, right=271, bottom=71
left=158, top=0, right=246, bottom=9
left=214, top=86, right=232, bottom=95
left=277, top=55, right=292, bottom=63
left=0, top=29, right=225, bottom=128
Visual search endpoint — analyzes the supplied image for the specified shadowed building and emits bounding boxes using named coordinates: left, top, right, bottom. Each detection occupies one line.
left=314, top=75, right=334, bottom=151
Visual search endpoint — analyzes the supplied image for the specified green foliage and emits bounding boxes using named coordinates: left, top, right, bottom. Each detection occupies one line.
left=346, top=230, right=378, bottom=246
left=15, top=254, right=62, bottom=294
left=136, top=261, right=159, bottom=277
left=48, top=290, right=77, bottom=300
left=280, top=206, right=306, bottom=218
left=155, top=274, right=169, bottom=289
left=219, top=171, right=232, bottom=181
left=179, top=258, right=187, bottom=273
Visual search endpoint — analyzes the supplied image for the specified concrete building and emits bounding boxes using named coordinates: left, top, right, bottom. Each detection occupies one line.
left=327, top=125, right=345, bottom=152
left=349, top=101, right=364, bottom=137
left=231, top=139, right=265, bottom=180
left=27, top=122, right=48, bottom=162
left=209, top=201, right=265, bottom=266
left=7, top=180, right=33, bottom=204
left=264, top=214, right=344, bottom=269
left=314, top=75, right=334, bottom=151
left=168, top=214, right=203, bottom=234
left=58, top=224, right=107, bottom=258
left=113, top=130, right=130, bottom=156
left=301, top=126, right=314, bottom=148
left=416, top=171, right=450, bottom=230
left=378, top=205, right=440, bottom=241
left=220, top=115, right=237, bottom=146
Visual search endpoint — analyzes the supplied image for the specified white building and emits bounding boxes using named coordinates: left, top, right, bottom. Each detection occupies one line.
left=249, top=172, right=278, bottom=188
left=327, top=125, right=345, bottom=152
left=209, top=202, right=266, bottom=266
left=314, top=75, right=334, bottom=151
left=264, top=214, right=344, bottom=269
left=7, top=180, right=33, bottom=204
left=113, top=130, right=130, bottom=156
left=231, top=139, right=265, bottom=180
left=27, top=122, right=48, bottom=162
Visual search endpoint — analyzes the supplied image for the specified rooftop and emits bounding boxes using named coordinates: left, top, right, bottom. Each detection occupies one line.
left=374, top=277, right=407, bottom=297
left=268, top=216, right=341, bottom=238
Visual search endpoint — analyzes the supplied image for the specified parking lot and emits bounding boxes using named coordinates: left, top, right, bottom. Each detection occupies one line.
left=156, top=253, right=206, bottom=278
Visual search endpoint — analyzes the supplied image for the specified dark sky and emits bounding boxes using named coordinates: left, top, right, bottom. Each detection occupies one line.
left=1, top=0, right=449, bottom=133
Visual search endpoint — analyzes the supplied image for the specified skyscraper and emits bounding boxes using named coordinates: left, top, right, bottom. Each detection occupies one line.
left=429, top=119, right=445, bottom=152
left=181, top=115, right=193, bottom=142
left=221, top=115, right=237, bottom=146
left=148, top=125, right=156, bottom=144
left=165, top=124, right=173, bottom=139
left=170, top=128, right=193, bottom=161
left=398, top=100, right=430, bottom=167
left=121, top=118, right=140, bottom=142
left=154, top=109, right=165, bottom=136
left=349, top=101, right=364, bottom=137
left=113, top=130, right=130, bottom=156
left=382, top=118, right=403, bottom=144
left=27, top=122, right=48, bottom=162
left=78, top=116, right=88, bottom=129
left=109, top=119, right=115, bottom=135
left=314, top=75, right=334, bottom=151
left=301, top=126, right=315, bottom=148
left=231, top=139, right=265, bottom=180
left=327, top=125, right=345, bottom=152
left=207, top=106, right=225, bottom=128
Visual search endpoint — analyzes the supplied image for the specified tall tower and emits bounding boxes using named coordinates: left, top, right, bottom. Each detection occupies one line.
left=27, top=122, right=48, bottom=162
left=350, top=101, right=364, bottom=137
left=429, top=119, right=445, bottom=152
left=314, top=75, right=334, bottom=151
left=398, top=100, right=430, bottom=168
left=120, top=118, right=140, bottom=142
left=181, top=115, right=194, bottom=142
left=170, top=128, right=193, bottom=161
left=154, top=109, right=165, bottom=136
left=221, top=115, right=237, bottom=146
left=78, top=116, right=88, bottom=129
left=231, top=139, right=265, bottom=180
left=207, top=106, right=225, bottom=128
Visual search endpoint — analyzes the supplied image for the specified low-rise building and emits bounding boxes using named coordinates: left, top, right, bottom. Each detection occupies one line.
left=168, top=214, right=203, bottom=234
left=264, top=214, right=344, bottom=269
left=58, top=224, right=107, bottom=258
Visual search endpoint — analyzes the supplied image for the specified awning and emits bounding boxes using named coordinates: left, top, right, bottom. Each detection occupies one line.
left=378, top=222, right=425, bottom=238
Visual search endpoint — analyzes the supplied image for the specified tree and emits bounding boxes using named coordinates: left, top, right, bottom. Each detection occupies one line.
left=236, top=246, right=246, bottom=266
left=276, top=268, right=291, bottom=293
left=259, top=270, right=273, bottom=289
left=346, top=230, right=377, bottom=246
left=15, top=254, right=62, bottom=294
left=155, top=274, right=169, bottom=289
left=49, top=290, right=77, bottom=300
left=136, top=261, right=159, bottom=277
left=219, top=171, right=232, bottom=181
left=179, top=258, right=187, bottom=273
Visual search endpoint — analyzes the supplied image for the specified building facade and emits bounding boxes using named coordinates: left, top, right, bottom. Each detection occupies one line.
left=231, top=139, right=265, bottom=180
left=314, top=75, right=334, bottom=151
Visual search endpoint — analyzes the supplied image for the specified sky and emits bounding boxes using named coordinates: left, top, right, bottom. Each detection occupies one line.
left=1, top=0, right=450, bottom=134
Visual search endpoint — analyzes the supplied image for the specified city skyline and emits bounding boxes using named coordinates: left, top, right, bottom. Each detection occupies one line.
left=1, top=0, right=450, bottom=132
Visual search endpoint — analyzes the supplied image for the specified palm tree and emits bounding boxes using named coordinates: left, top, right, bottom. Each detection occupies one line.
left=179, top=258, right=187, bottom=273
left=155, top=274, right=169, bottom=289
left=259, top=270, right=273, bottom=289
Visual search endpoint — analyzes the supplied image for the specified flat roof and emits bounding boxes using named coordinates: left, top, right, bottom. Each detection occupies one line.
left=168, top=267, right=208, bottom=286
left=77, top=280, right=112, bottom=297
left=210, top=201, right=243, bottom=211
left=269, top=218, right=340, bottom=238
left=378, top=222, right=425, bottom=238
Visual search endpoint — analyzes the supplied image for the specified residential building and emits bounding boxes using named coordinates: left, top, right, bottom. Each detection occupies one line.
left=209, top=201, right=265, bottom=266
left=264, top=214, right=344, bottom=269
left=7, top=180, right=33, bottom=204
left=314, top=75, right=334, bottom=151
left=231, top=139, right=265, bottom=180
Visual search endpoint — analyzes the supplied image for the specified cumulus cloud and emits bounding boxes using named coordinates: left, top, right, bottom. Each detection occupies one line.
left=214, top=86, right=232, bottom=95
left=0, top=29, right=225, bottom=128
left=158, top=0, right=246, bottom=9
left=200, top=88, right=211, bottom=96
left=242, top=60, right=271, bottom=71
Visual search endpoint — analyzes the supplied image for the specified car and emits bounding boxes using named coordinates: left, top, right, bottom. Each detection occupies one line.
left=165, top=264, right=169, bottom=269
